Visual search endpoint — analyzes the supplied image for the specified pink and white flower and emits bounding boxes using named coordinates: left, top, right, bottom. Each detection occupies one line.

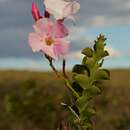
left=28, top=18, right=69, bottom=60
left=44, top=0, right=80, bottom=20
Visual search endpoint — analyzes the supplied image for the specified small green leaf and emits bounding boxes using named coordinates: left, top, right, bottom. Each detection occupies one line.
left=95, top=69, right=110, bottom=80
left=85, top=85, right=101, bottom=96
left=82, top=56, right=87, bottom=65
left=94, top=35, right=106, bottom=51
left=71, top=105, right=80, bottom=116
left=93, top=35, right=108, bottom=61
left=104, top=50, right=109, bottom=57
left=85, top=58, right=95, bottom=70
left=72, top=64, right=89, bottom=75
left=94, top=49, right=105, bottom=61
left=76, top=96, right=87, bottom=111
left=61, top=103, right=80, bottom=118
left=81, top=108, right=96, bottom=120
left=99, top=59, right=104, bottom=67
left=94, top=42, right=104, bottom=51
left=68, top=105, right=80, bottom=121
left=72, top=82, right=83, bottom=96
left=82, top=48, right=93, bottom=57
left=82, top=122, right=93, bottom=130
left=94, top=50, right=109, bottom=61
left=74, top=74, right=89, bottom=89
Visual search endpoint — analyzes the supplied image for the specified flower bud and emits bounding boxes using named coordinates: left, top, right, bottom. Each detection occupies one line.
left=44, top=10, right=50, bottom=18
left=32, top=2, right=42, bottom=21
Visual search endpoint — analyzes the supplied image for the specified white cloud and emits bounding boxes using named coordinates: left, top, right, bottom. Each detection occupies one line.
left=105, top=46, right=122, bottom=58
left=123, top=1, right=130, bottom=10
left=0, top=0, right=129, bottom=58
left=86, top=15, right=130, bottom=27
left=88, top=16, right=107, bottom=27
left=68, top=26, right=94, bottom=47
left=77, top=0, right=130, bottom=27
left=66, top=51, right=84, bottom=60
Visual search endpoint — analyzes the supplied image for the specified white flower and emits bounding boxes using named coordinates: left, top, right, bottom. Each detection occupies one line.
left=44, top=0, right=80, bottom=20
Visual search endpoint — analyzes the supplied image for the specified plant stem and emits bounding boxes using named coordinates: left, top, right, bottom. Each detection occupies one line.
left=62, top=59, right=68, bottom=79
left=49, top=59, right=60, bottom=78
left=64, top=78, right=80, bottom=99
left=45, top=54, right=60, bottom=78
left=45, top=55, right=79, bottom=98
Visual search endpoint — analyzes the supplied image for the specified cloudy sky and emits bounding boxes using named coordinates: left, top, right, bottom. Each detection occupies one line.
left=0, top=0, right=130, bottom=70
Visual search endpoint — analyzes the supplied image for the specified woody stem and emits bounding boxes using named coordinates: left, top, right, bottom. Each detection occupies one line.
left=45, top=54, right=60, bottom=78
left=62, top=59, right=68, bottom=79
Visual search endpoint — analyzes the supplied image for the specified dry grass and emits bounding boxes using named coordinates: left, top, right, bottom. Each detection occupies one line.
left=0, top=69, right=129, bottom=130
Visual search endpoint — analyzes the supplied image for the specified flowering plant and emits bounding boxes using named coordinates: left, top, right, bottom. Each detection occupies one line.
left=4, top=0, right=110, bottom=130
left=29, top=0, right=110, bottom=130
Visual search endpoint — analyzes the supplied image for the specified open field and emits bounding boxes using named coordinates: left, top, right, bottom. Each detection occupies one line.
left=0, top=69, right=130, bottom=130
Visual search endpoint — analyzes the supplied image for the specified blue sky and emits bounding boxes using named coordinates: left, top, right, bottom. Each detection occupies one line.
left=0, top=0, right=130, bottom=70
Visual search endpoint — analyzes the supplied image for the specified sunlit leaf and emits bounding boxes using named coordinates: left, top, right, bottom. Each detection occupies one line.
left=74, top=74, right=89, bottom=89
left=82, top=47, right=93, bottom=57
left=95, top=69, right=110, bottom=80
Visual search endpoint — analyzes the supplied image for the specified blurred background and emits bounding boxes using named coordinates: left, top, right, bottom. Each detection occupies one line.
left=0, top=0, right=130, bottom=130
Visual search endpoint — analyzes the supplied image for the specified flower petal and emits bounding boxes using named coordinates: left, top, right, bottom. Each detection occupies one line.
left=33, top=18, right=54, bottom=36
left=53, top=20, right=69, bottom=38
left=54, top=38, right=69, bottom=58
left=44, top=0, right=80, bottom=20
left=28, top=32, right=43, bottom=52
left=44, top=0, right=69, bottom=19
left=63, top=1, right=80, bottom=20
left=42, top=44, right=58, bottom=60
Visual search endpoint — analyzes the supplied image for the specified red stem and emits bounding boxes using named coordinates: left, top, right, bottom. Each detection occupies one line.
left=45, top=54, right=60, bottom=78
left=62, top=59, right=68, bottom=79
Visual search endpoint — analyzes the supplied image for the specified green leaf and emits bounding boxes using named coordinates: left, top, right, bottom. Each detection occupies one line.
left=94, top=50, right=109, bottom=61
left=85, top=85, right=101, bottom=97
left=82, top=48, right=93, bottom=57
left=85, top=58, right=95, bottom=70
left=94, top=49, right=105, bottom=61
left=104, top=50, right=109, bottom=57
left=81, top=108, right=96, bottom=120
left=99, top=59, right=104, bottom=67
left=94, top=41, right=104, bottom=51
left=72, top=64, right=89, bottom=75
left=61, top=103, right=80, bottom=119
left=76, top=96, right=88, bottom=111
left=94, top=34, right=106, bottom=51
left=71, top=105, right=80, bottom=116
left=68, top=105, right=80, bottom=121
left=74, top=74, right=89, bottom=89
left=93, top=35, right=108, bottom=60
left=82, top=122, right=93, bottom=130
left=72, top=82, right=83, bottom=96
left=95, top=69, right=110, bottom=80
left=82, top=56, right=87, bottom=65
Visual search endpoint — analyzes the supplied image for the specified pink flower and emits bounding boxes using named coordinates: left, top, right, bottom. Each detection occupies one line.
left=44, top=0, right=80, bottom=20
left=28, top=18, right=69, bottom=60
left=54, top=20, right=69, bottom=38
left=32, top=2, right=42, bottom=21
